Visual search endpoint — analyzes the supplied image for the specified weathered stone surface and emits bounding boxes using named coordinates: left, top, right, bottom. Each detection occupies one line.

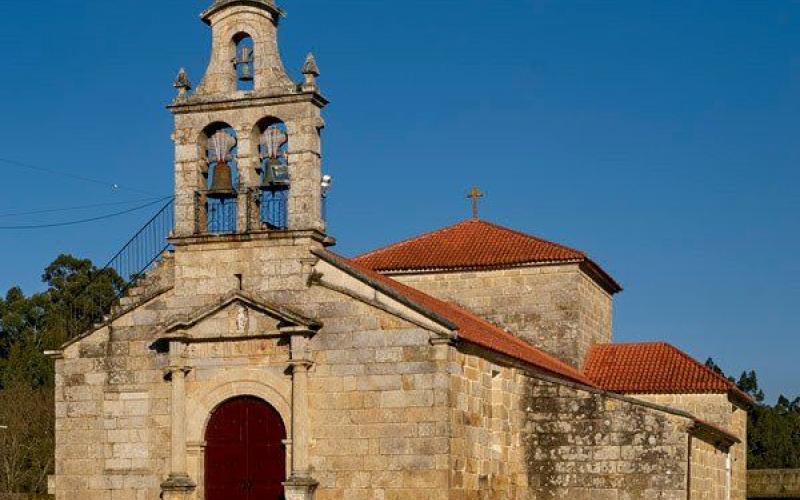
left=748, top=469, right=800, bottom=498
left=393, top=264, right=613, bottom=369
left=522, top=378, right=690, bottom=499
left=50, top=1, right=748, bottom=500
left=636, top=393, right=748, bottom=499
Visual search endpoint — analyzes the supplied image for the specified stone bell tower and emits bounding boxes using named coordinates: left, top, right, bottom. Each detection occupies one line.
left=169, top=0, right=328, bottom=239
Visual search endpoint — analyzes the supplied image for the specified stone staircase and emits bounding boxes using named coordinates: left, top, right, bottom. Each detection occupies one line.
left=108, top=250, right=175, bottom=318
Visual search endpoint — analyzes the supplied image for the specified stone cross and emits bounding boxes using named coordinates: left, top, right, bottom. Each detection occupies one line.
left=467, top=186, right=484, bottom=219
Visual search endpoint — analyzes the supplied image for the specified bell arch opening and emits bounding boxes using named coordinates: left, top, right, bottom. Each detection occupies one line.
left=233, top=33, right=255, bottom=91
left=204, top=396, right=287, bottom=500
left=254, top=117, right=289, bottom=230
left=200, top=122, right=239, bottom=234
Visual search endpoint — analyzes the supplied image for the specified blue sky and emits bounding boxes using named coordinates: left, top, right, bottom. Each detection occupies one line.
left=0, top=0, right=796, bottom=400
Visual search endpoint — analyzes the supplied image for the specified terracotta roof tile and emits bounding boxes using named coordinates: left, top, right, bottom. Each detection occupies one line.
left=354, top=219, right=621, bottom=293
left=584, top=342, right=751, bottom=403
left=316, top=249, right=594, bottom=387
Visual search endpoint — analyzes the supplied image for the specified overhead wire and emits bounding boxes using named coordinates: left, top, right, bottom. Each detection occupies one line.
left=0, top=197, right=168, bottom=219
left=0, top=156, right=160, bottom=197
left=0, top=196, right=173, bottom=230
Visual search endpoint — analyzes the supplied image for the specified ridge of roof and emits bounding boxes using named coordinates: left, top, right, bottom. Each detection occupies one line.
left=584, top=342, right=753, bottom=405
left=469, top=218, right=589, bottom=257
left=356, top=219, right=585, bottom=262
left=314, top=249, right=594, bottom=387
left=353, top=218, right=622, bottom=294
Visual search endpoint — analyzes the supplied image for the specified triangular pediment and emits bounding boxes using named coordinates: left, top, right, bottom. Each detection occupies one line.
left=154, top=290, right=321, bottom=342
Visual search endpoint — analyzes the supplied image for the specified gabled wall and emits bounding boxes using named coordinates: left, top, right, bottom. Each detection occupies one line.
left=442, top=343, right=719, bottom=500
left=53, top=245, right=460, bottom=500
left=635, top=393, right=748, bottom=500
left=391, top=263, right=614, bottom=369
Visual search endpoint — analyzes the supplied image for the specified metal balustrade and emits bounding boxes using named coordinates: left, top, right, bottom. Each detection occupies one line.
left=260, top=191, right=288, bottom=230
left=206, top=197, right=238, bottom=234
left=63, top=198, right=175, bottom=338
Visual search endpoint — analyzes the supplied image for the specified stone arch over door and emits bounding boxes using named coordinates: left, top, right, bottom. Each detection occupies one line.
left=186, top=371, right=292, bottom=499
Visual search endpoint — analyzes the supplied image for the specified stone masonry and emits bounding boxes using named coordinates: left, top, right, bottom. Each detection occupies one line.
left=748, top=469, right=800, bottom=499
left=636, top=393, right=748, bottom=499
left=394, top=264, right=614, bottom=369
left=48, top=1, right=748, bottom=499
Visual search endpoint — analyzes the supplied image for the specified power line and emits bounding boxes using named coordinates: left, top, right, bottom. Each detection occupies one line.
left=0, top=197, right=173, bottom=230
left=0, top=157, right=160, bottom=197
left=0, top=197, right=167, bottom=219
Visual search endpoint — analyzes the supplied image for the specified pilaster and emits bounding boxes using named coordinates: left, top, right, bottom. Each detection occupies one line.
left=161, top=341, right=196, bottom=499
left=284, top=327, right=318, bottom=497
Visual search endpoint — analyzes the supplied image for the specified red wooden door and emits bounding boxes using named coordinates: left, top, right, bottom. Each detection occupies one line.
left=205, top=397, right=287, bottom=500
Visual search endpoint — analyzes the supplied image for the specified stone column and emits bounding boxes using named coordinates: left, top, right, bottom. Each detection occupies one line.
left=172, top=127, right=202, bottom=237
left=284, top=332, right=317, bottom=500
left=161, top=342, right=195, bottom=500
left=236, top=125, right=257, bottom=232
left=286, top=113, right=325, bottom=233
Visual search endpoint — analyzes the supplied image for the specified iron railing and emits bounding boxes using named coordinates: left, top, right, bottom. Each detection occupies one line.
left=62, top=198, right=175, bottom=338
left=260, top=191, right=288, bottom=230
left=206, top=197, right=238, bottom=234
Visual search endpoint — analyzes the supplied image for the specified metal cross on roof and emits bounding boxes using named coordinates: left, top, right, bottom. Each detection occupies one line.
left=467, top=186, right=484, bottom=219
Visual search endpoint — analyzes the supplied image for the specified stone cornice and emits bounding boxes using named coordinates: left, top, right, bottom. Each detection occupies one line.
left=168, top=229, right=333, bottom=247
left=58, top=285, right=174, bottom=351
left=201, top=0, right=284, bottom=25
left=455, top=341, right=740, bottom=449
left=154, top=289, right=322, bottom=336
left=168, top=90, right=328, bottom=114
left=381, top=259, right=622, bottom=296
left=312, top=248, right=458, bottom=332
left=689, top=419, right=740, bottom=450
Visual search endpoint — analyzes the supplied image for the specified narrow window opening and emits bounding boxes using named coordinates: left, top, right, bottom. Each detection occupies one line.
left=257, top=119, right=289, bottom=230
left=203, top=124, right=239, bottom=234
left=234, top=34, right=255, bottom=91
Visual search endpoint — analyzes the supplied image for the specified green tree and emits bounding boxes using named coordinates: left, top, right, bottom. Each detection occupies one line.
left=42, top=254, right=125, bottom=341
left=0, top=254, right=123, bottom=494
left=736, top=370, right=765, bottom=404
left=707, top=357, right=800, bottom=469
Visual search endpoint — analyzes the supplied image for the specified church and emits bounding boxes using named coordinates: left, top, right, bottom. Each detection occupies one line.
left=48, top=1, right=751, bottom=499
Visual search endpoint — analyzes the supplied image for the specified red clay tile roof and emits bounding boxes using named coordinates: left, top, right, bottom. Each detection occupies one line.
left=315, top=249, right=594, bottom=387
left=584, top=342, right=752, bottom=404
left=353, top=219, right=621, bottom=294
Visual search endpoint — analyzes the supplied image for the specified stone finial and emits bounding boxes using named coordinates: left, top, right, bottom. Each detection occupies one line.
left=301, top=53, right=320, bottom=92
left=174, top=68, right=192, bottom=97
left=302, top=53, right=320, bottom=77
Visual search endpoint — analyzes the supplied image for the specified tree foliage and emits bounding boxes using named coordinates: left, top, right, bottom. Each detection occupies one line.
left=0, top=254, right=123, bottom=494
left=707, top=357, right=798, bottom=469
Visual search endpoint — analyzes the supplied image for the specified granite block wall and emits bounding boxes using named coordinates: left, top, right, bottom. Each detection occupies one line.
left=521, top=377, right=691, bottom=500
left=638, top=393, right=747, bottom=499
left=392, top=264, right=613, bottom=369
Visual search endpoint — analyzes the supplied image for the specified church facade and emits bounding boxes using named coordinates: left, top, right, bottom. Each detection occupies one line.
left=48, top=1, right=750, bottom=499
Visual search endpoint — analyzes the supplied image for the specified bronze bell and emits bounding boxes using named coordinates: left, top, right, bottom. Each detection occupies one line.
left=236, top=47, right=254, bottom=82
left=239, top=63, right=254, bottom=82
left=261, top=159, right=289, bottom=192
left=207, top=160, right=237, bottom=199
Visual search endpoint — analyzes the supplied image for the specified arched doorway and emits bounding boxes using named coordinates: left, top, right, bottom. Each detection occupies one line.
left=205, top=396, right=287, bottom=500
